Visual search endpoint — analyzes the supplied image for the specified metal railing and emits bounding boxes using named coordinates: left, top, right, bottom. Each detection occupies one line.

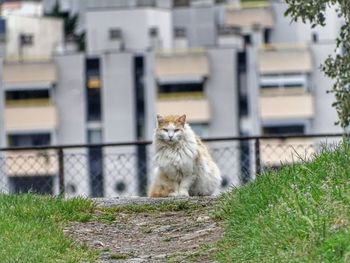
left=0, top=133, right=345, bottom=197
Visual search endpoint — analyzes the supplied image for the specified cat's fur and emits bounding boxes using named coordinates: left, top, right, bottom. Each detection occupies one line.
left=148, top=114, right=221, bottom=197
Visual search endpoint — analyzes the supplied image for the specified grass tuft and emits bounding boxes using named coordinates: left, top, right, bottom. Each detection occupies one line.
left=0, top=194, right=97, bottom=262
left=215, top=141, right=350, bottom=262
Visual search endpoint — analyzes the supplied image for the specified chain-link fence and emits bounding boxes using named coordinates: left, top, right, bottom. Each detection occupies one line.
left=0, top=134, right=344, bottom=197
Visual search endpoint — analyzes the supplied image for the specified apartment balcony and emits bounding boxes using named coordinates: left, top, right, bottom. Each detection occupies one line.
left=260, top=91, right=314, bottom=120
left=155, top=48, right=209, bottom=84
left=4, top=105, right=57, bottom=132
left=5, top=150, right=58, bottom=177
left=258, top=44, right=313, bottom=75
left=156, top=97, right=210, bottom=123
left=224, top=4, right=273, bottom=29
left=261, top=138, right=315, bottom=167
left=3, top=61, right=57, bottom=88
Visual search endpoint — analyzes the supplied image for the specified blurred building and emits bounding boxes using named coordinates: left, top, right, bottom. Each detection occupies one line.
left=0, top=0, right=344, bottom=196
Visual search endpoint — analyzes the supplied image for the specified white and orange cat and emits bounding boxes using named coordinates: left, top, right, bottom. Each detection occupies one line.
left=148, top=114, right=221, bottom=197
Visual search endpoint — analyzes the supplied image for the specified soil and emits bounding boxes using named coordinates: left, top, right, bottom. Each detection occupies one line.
left=65, top=197, right=223, bottom=263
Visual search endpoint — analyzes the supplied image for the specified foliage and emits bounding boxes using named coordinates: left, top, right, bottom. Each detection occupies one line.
left=285, top=0, right=350, bottom=128
left=215, top=141, right=350, bottom=262
left=45, top=0, right=86, bottom=52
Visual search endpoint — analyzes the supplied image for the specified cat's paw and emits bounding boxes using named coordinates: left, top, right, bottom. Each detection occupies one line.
left=178, top=190, right=189, bottom=197
left=168, top=192, right=178, bottom=197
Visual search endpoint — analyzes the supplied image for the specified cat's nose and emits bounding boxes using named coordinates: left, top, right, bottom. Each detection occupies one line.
left=168, top=135, right=173, bottom=140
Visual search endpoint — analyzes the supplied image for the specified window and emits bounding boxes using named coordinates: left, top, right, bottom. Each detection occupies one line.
left=243, top=35, right=251, bottom=46
left=20, top=33, right=33, bottom=46
left=109, top=28, right=122, bottom=40
left=87, top=129, right=103, bottom=197
left=8, top=133, right=51, bottom=147
left=88, top=129, right=102, bottom=144
left=0, top=19, right=6, bottom=42
left=86, top=58, right=102, bottom=121
left=174, top=0, right=190, bottom=7
left=5, top=90, right=50, bottom=105
left=10, top=176, right=53, bottom=195
left=260, top=84, right=304, bottom=89
left=174, top=27, right=186, bottom=38
left=158, top=83, right=204, bottom=94
left=263, top=125, right=305, bottom=135
left=264, top=29, right=271, bottom=44
left=149, top=27, right=158, bottom=38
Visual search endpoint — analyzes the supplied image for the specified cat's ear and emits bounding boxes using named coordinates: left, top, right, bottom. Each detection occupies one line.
left=157, top=114, right=164, bottom=125
left=177, top=114, right=186, bottom=126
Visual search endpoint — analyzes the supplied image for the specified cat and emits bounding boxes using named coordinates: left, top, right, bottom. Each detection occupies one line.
left=148, top=114, right=222, bottom=197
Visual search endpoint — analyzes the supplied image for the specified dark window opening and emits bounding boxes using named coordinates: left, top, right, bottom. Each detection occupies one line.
left=174, top=0, right=190, bottom=7
left=10, top=176, right=53, bottom=195
left=261, top=83, right=304, bottom=89
left=8, top=133, right=51, bottom=147
left=238, top=51, right=247, bottom=72
left=149, top=27, right=158, bottom=37
left=134, top=56, right=147, bottom=196
left=312, top=33, right=318, bottom=43
left=243, top=34, right=251, bottom=46
left=158, top=83, right=204, bottom=94
left=239, top=96, right=248, bottom=117
left=20, top=33, right=34, bottom=46
left=263, top=125, right=305, bottom=135
left=264, top=29, right=271, bottom=44
left=88, top=129, right=103, bottom=197
left=6, top=90, right=50, bottom=101
left=86, top=89, right=102, bottom=121
left=86, top=58, right=102, bottom=121
left=240, top=132, right=251, bottom=184
left=174, top=27, right=186, bottom=38
left=109, top=28, right=122, bottom=40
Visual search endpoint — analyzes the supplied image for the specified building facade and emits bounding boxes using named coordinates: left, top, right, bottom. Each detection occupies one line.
left=0, top=0, right=344, bottom=196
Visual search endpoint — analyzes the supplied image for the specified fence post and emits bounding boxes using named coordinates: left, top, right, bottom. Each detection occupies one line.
left=58, top=148, right=65, bottom=197
left=255, top=138, right=261, bottom=175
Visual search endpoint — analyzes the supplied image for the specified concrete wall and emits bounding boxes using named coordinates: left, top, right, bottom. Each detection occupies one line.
left=102, top=52, right=136, bottom=142
left=55, top=53, right=89, bottom=196
left=55, top=54, right=87, bottom=144
left=144, top=51, right=157, bottom=141
left=311, top=43, right=343, bottom=133
left=206, top=48, right=240, bottom=187
left=101, top=52, right=138, bottom=197
left=206, top=48, right=239, bottom=137
left=86, top=8, right=173, bottom=54
left=6, top=15, right=63, bottom=61
left=173, top=6, right=217, bottom=48
left=0, top=59, right=4, bottom=148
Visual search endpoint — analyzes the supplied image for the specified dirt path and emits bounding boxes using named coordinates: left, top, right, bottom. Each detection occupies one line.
left=65, top=197, right=223, bottom=262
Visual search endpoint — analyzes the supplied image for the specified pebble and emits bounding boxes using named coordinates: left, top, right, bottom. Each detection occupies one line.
left=93, top=240, right=105, bottom=247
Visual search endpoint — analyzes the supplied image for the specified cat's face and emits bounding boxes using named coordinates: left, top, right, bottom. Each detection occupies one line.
left=155, top=114, right=186, bottom=144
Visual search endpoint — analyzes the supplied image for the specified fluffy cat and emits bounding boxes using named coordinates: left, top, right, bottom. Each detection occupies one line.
left=148, top=114, right=222, bottom=197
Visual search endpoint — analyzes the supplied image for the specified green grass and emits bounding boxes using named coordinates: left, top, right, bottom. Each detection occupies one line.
left=0, top=194, right=97, bottom=263
left=215, top=141, right=350, bottom=262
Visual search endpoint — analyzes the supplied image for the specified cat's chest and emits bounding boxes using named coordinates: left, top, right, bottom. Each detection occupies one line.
left=156, top=147, right=196, bottom=172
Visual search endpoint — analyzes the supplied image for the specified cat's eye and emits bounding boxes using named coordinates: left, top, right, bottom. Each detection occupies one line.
left=174, top=129, right=180, bottom=132
left=162, top=128, right=168, bottom=132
